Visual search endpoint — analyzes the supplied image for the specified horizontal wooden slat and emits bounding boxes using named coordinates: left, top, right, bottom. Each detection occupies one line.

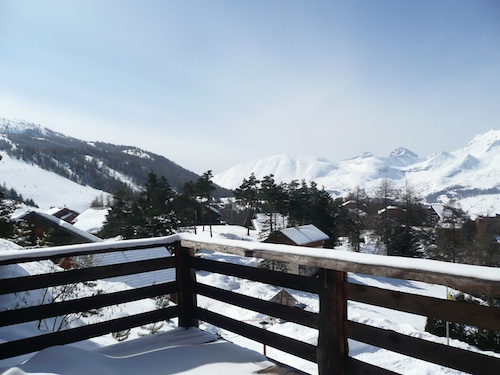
left=346, top=357, right=399, bottom=375
left=347, top=320, right=499, bottom=374
left=0, top=243, right=173, bottom=266
left=347, top=283, right=500, bottom=331
left=0, top=306, right=179, bottom=360
left=0, top=282, right=177, bottom=328
left=194, top=282, right=319, bottom=329
left=196, top=307, right=317, bottom=363
left=191, top=256, right=321, bottom=294
left=0, top=257, right=176, bottom=295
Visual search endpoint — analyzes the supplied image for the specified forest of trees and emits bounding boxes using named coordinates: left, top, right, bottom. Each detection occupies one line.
left=99, top=170, right=217, bottom=240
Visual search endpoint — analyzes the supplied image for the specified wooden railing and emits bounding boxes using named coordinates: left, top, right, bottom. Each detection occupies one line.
left=0, top=234, right=499, bottom=374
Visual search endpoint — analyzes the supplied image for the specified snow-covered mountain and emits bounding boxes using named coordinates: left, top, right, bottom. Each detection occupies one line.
left=214, top=129, right=500, bottom=217
left=1, top=117, right=230, bottom=211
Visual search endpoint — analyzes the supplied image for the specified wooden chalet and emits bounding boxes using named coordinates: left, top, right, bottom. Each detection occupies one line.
left=264, top=224, right=329, bottom=276
left=16, top=211, right=102, bottom=247
left=268, top=288, right=298, bottom=307
left=264, top=224, right=329, bottom=248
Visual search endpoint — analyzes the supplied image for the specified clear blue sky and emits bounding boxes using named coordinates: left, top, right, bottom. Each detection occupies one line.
left=1, top=0, right=499, bottom=174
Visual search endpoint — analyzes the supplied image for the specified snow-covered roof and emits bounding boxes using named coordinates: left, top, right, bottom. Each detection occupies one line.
left=377, top=206, right=405, bottom=215
left=72, top=207, right=110, bottom=234
left=18, top=211, right=104, bottom=243
left=280, top=224, right=329, bottom=245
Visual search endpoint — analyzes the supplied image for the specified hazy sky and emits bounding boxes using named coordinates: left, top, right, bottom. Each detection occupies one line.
left=1, top=0, right=499, bottom=174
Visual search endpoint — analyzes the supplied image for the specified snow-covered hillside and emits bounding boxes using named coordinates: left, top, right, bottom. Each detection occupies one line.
left=0, top=151, right=108, bottom=212
left=214, top=130, right=500, bottom=217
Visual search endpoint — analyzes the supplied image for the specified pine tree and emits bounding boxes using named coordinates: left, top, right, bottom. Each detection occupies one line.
left=11, top=219, right=33, bottom=247
left=345, top=186, right=367, bottom=252
left=0, top=186, right=15, bottom=238
left=134, top=172, right=179, bottom=238
left=234, top=173, right=260, bottom=235
left=260, top=174, right=281, bottom=234
left=194, top=171, right=216, bottom=236
left=372, top=178, right=398, bottom=253
left=99, top=187, right=135, bottom=239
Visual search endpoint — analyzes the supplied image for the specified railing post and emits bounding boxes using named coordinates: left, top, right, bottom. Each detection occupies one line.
left=317, top=268, right=348, bottom=374
left=173, top=241, right=198, bottom=328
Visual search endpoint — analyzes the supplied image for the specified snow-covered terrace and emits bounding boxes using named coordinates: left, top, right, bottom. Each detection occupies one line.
left=1, top=233, right=499, bottom=374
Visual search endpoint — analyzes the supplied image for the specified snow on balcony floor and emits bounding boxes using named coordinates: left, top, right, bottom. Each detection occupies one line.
left=0, top=328, right=297, bottom=375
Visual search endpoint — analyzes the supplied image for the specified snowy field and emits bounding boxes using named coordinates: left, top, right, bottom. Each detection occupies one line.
left=1, top=226, right=499, bottom=374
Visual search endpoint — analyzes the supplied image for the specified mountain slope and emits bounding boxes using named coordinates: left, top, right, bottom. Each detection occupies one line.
left=1, top=118, right=231, bottom=210
left=213, top=129, right=500, bottom=217
left=0, top=118, right=201, bottom=193
left=0, top=150, right=107, bottom=212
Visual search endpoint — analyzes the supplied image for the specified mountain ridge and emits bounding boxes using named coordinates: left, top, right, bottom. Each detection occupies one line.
left=213, top=129, right=500, bottom=217
left=1, top=117, right=230, bottom=210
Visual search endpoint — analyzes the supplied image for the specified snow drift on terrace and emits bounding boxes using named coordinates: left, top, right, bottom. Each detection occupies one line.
left=213, top=129, right=500, bottom=217
left=0, top=151, right=109, bottom=212
left=0, top=328, right=276, bottom=375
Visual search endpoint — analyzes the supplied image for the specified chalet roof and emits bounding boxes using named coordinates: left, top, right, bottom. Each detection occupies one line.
left=280, top=224, right=329, bottom=245
left=17, top=211, right=103, bottom=243
left=72, top=207, right=110, bottom=234
left=45, top=207, right=80, bottom=222
left=268, top=288, right=298, bottom=304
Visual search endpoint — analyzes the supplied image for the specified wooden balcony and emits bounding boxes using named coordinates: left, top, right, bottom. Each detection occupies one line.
left=1, top=233, right=499, bottom=374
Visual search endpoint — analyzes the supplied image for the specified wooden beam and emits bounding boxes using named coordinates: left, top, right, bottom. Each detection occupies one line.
left=174, top=242, right=198, bottom=328
left=0, top=257, right=175, bottom=295
left=347, top=283, right=500, bottom=331
left=194, top=282, right=319, bottom=329
left=317, top=269, right=348, bottom=375
left=191, top=256, right=321, bottom=294
left=0, top=282, right=177, bottom=328
left=347, top=320, right=499, bottom=374
left=181, top=238, right=500, bottom=296
left=196, top=307, right=317, bottom=363
left=0, top=307, right=178, bottom=360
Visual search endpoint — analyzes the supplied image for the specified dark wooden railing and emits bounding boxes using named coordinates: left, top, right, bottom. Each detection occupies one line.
left=0, top=234, right=499, bottom=374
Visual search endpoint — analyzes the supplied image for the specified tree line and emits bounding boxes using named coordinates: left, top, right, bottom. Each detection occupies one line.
left=233, top=173, right=337, bottom=246
left=99, top=170, right=215, bottom=239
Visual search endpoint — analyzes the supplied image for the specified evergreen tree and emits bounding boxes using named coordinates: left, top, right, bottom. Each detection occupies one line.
left=99, top=187, right=135, bottom=239
left=345, top=186, right=367, bottom=251
left=135, top=172, right=179, bottom=238
left=11, top=219, right=32, bottom=247
left=194, top=170, right=216, bottom=236
left=304, top=182, right=337, bottom=247
left=176, top=180, right=200, bottom=232
left=234, top=173, right=260, bottom=235
left=0, top=186, right=15, bottom=238
left=260, top=174, right=282, bottom=234
left=285, top=180, right=308, bottom=227
left=372, top=178, right=398, bottom=253
left=430, top=204, right=470, bottom=263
